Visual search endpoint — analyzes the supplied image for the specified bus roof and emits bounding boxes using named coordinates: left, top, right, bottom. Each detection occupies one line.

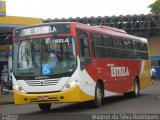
left=74, top=22, right=147, bottom=43
left=14, top=22, right=147, bottom=43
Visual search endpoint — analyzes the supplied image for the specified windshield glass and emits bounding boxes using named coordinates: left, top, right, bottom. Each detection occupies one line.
left=13, top=37, right=77, bottom=76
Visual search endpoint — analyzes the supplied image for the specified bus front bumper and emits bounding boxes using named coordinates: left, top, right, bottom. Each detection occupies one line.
left=14, top=86, right=94, bottom=104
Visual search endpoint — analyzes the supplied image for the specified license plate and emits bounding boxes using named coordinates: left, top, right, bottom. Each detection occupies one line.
left=37, top=96, right=48, bottom=101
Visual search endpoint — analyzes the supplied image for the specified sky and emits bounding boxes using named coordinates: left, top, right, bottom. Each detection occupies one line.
left=5, top=0, right=156, bottom=19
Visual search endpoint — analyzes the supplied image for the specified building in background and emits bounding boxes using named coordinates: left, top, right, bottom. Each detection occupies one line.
left=148, top=36, right=160, bottom=79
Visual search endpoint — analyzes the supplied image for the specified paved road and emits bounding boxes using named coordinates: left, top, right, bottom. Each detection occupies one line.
left=0, top=82, right=160, bottom=120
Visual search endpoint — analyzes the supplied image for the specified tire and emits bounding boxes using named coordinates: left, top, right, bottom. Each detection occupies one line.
left=124, top=79, right=140, bottom=98
left=92, top=82, right=103, bottom=108
left=131, top=79, right=140, bottom=98
left=38, top=103, right=51, bottom=111
left=1, top=85, right=10, bottom=95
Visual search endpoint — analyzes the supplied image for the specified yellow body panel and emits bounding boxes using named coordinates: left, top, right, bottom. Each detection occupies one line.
left=14, top=86, right=94, bottom=104
left=0, top=16, right=42, bottom=26
left=127, top=60, right=151, bottom=92
left=140, top=60, right=152, bottom=89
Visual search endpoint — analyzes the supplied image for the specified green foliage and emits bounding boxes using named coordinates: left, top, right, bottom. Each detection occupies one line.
left=148, top=0, right=160, bottom=14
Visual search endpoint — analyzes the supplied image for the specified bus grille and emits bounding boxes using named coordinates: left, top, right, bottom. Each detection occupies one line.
left=25, top=79, right=59, bottom=86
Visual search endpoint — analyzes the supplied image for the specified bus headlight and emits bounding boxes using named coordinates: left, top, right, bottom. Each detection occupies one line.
left=62, top=80, right=78, bottom=91
left=13, top=85, right=26, bottom=93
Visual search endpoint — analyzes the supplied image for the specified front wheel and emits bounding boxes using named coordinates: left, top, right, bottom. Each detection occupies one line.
left=92, top=82, right=103, bottom=108
left=1, top=85, right=10, bottom=95
left=38, top=103, right=51, bottom=111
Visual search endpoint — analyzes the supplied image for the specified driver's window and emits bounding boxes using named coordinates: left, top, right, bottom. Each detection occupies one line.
left=77, top=29, right=91, bottom=70
left=77, top=29, right=90, bottom=58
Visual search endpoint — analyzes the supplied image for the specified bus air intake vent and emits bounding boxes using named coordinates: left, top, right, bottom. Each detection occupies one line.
left=25, top=79, right=59, bottom=86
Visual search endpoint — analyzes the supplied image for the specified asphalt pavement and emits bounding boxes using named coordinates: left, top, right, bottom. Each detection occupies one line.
left=0, top=84, right=13, bottom=105
left=0, top=81, right=160, bottom=120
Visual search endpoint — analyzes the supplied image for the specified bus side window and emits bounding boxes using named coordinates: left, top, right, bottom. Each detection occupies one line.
left=77, top=29, right=90, bottom=70
left=77, top=29, right=90, bottom=57
left=123, top=39, right=134, bottom=59
left=140, top=43, right=149, bottom=60
left=90, top=33, right=96, bottom=57
left=94, top=33, right=105, bottom=58
left=133, top=41, right=141, bottom=59
left=104, top=36, right=113, bottom=47
left=104, top=36, right=114, bottom=58
left=143, top=43, right=149, bottom=60
left=113, top=38, right=124, bottom=59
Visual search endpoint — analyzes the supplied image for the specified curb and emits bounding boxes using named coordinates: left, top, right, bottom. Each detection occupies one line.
left=0, top=96, right=14, bottom=105
left=0, top=101, right=14, bottom=105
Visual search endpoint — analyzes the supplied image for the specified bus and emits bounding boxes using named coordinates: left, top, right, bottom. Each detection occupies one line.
left=12, top=22, right=151, bottom=111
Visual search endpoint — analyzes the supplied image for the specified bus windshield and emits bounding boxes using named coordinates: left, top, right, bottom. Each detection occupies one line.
left=13, top=36, right=77, bottom=76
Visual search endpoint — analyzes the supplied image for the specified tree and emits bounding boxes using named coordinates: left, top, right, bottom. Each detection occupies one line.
left=148, top=0, right=160, bottom=14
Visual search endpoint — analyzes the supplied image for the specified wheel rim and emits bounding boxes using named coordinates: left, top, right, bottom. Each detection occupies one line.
left=96, top=87, right=102, bottom=103
left=135, top=82, right=139, bottom=95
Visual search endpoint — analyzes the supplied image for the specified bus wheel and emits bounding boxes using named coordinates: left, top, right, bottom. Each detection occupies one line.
left=92, top=82, right=103, bottom=108
left=131, top=79, right=140, bottom=98
left=124, top=79, right=140, bottom=98
left=38, top=103, right=51, bottom=111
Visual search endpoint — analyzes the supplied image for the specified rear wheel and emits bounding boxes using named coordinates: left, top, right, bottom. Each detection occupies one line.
left=92, top=82, right=103, bottom=108
left=131, top=79, right=140, bottom=98
left=124, top=79, right=140, bottom=98
left=38, top=103, right=51, bottom=111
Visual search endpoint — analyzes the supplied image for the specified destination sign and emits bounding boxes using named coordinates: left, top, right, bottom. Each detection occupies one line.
left=15, top=24, right=70, bottom=38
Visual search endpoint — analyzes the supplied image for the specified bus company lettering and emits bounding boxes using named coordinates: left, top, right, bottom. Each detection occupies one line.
left=111, top=66, right=129, bottom=77
left=50, top=39, right=69, bottom=44
left=34, top=26, right=57, bottom=34
left=21, top=26, right=57, bottom=36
